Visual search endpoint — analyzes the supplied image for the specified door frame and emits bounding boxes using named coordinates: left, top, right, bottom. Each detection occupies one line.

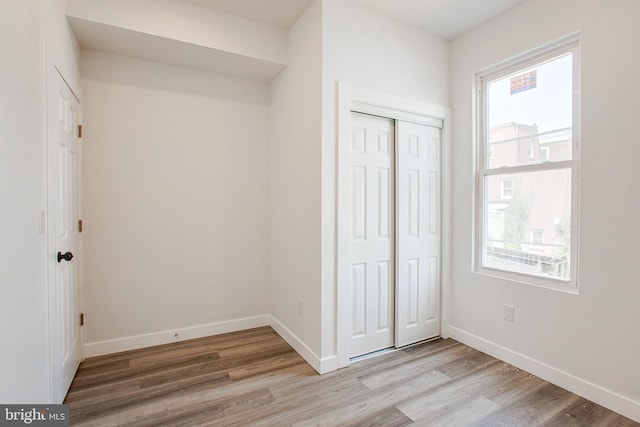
left=336, top=83, right=452, bottom=368
left=45, top=57, right=85, bottom=402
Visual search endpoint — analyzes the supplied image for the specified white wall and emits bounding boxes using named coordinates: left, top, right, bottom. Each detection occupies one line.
left=450, top=0, right=640, bottom=420
left=81, top=50, right=271, bottom=353
left=0, top=0, right=79, bottom=403
left=320, top=0, right=450, bottom=361
left=268, top=0, right=324, bottom=365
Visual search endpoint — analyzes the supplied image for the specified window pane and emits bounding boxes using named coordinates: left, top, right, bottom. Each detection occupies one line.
left=484, top=169, right=571, bottom=281
left=487, top=53, right=573, bottom=168
left=488, top=128, right=572, bottom=168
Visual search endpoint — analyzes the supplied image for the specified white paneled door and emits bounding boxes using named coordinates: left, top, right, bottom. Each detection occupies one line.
left=350, top=113, right=395, bottom=357
left=349, top=112, right=441, bottom=357
left=48, top=69, right=82, bottom=402
left=395, top=120, right=440, bottom=347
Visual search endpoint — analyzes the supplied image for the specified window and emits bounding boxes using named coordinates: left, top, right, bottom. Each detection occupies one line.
left=501, top=179, right=513, bottom=199
left=529, top=230, right=544, bottom=246
left=540, top=146, right=550, bottom=161
left=476, top=35, right=579, bottom=290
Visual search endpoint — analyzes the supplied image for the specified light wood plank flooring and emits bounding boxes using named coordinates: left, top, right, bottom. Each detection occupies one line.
left=65, top=327, right=638, bottom=426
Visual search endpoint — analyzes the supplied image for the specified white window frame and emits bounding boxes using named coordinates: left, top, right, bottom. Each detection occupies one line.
left=474, top=34, right=580, bottom=292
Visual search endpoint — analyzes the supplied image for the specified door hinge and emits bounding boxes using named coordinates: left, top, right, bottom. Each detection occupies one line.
left=80, top=313, right=85, bottom=326
left=79, top=219, right=83, bottom=232
left=78, top=125, right=83, bottom=138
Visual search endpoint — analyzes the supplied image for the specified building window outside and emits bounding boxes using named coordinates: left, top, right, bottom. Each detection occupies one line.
left=540, top=146, right=550, bottom=161
left=527, top=139, right=535, bottom=159
left=501, top=179, right=513, bottom=199
left=476, top=35, right=579, bottom=289
left=530, top=229, right=545, bottom=249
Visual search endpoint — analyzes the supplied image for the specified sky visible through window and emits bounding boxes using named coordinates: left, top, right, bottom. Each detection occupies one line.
left=488, top=53, right=573, bottom=136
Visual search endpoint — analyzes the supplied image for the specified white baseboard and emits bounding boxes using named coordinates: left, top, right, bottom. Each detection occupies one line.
left=268, top=315, right=337, bottom=374
left=449, top=326, right=640, bottom=423
left=84, top=315, right=270, bottom=357
left=83, top=314, right=339, bottom=375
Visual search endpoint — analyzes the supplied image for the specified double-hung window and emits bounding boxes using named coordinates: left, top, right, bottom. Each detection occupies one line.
left=476, top=35, right=580, bottom=291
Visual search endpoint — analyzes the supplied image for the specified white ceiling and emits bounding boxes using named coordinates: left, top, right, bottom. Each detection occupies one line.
left=69, top=0, right=528, bottom=83
left=183, top=0, right=314, bottom=30
left=356, top=0, right=527, bottom=39
left=184, top=0, right=526, bottom=39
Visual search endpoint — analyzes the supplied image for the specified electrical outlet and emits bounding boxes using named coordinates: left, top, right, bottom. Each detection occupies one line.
left=503, top=304, right=515, bottom=322
left=297, top=298, right=303, bottom=317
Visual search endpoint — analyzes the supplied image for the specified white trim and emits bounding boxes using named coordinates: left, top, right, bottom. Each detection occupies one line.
left=84, top=315, right=270, bottom=357
left=269, top=315, right=337, bottom=374
left=483, top=159, right=575, bottom=176
left=45, top=44, right=55, bottom=404
left=84, top=314, right=337, bottom=375
left=449, top=326, right=640, bottom=423
left=440, top=99, right=453, bottom=340
left=351, top=101, right=443, bottom=128
left=337, top=83, right=452, bottom=369
left=476, top=31, right=581, bottom=79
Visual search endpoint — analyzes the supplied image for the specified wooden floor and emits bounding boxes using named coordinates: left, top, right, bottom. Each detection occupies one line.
left=65, top=327, right=637, bottom=426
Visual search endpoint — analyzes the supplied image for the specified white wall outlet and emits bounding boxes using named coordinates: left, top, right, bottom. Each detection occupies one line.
left=297, top=298, right=303, bottom=316
left=503, top=304, right=515, bottom=322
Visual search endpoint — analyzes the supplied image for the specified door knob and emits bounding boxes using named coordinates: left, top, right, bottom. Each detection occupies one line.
left=57, top=251, right=74, bottom=263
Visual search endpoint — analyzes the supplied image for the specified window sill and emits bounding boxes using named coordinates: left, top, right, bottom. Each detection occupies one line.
left=473, top=267, right=579, bottom=295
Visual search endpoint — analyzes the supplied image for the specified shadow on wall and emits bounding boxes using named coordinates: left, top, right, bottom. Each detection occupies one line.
left=79, top=49, right=271, bottom=106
